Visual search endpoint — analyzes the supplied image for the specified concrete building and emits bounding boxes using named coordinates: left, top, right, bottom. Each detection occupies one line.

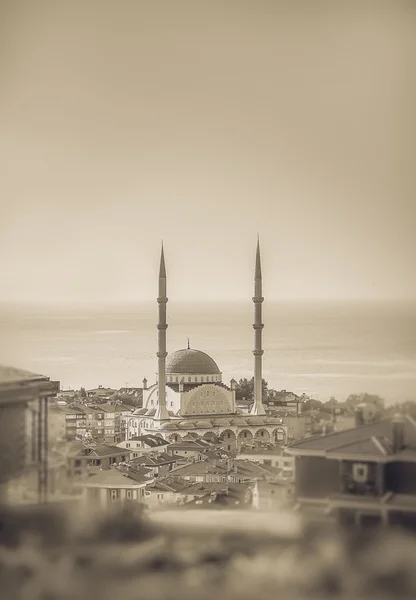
left=80, top=468, right=150, bottom=509
left=236, top=446, right=294, bottom=480
left=0, top=365, right=60, bottom=502
left=128, top=452, right=177, bottom=478
left=287, top=414, right=416, bottom=527
left=116, top=434, right=170, bottom=459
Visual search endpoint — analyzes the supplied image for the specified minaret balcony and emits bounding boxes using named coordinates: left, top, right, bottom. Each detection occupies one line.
left=157, top=324, right=168, bottom=330
left=156, top=352, right=168, bottom=358
left=157, top=297, right=168, bottom=303
left=253, top=350, right=264, bottom=356
left=252, top=324, right=264, bottom=330
left=252, top=296, right=264, bottom=303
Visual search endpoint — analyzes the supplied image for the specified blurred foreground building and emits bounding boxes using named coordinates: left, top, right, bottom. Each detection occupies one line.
left=287, top=413, right=416, bottom=527
left=0, top=365, right=59, bottom=503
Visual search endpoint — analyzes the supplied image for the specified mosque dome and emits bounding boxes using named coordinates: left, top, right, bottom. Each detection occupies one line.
left=166, top=348, right=221, bottom=375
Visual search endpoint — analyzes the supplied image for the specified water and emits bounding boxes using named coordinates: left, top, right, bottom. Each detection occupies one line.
left=0, top=300, right=415, bottom=404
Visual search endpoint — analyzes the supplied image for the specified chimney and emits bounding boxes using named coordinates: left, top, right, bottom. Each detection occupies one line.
left=392, top=414, right=406, bottom=453
left=143, top=378, right=148, bottom=390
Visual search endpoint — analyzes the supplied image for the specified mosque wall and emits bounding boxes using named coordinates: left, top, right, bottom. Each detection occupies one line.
left=181, top=385, right=233, bottom=416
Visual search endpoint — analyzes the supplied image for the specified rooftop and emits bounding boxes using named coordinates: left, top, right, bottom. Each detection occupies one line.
left=288, top=416, right=416, bottom=456
left=82, top=469, right=147, bottom=487
left=0, top=365, right=59, bottom=404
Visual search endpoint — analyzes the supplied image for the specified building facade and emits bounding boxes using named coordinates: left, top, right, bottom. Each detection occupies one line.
left=287, top=414, right=416, bottom=527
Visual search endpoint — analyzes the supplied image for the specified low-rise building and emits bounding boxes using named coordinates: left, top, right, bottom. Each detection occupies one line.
left=80, top=468, right=150, bottom=508
left=287, top=414, right=416, bottom=527
left=86, top=386, right=117, bottom=401
left=169, top=456, right=281, bottom=484
left=128, top=452, right=177, bottom=477
left=179, top=481, right=254, bottom=508
left=252, top=480, right=293, bottom=510
left=58, top=405, right=88, bottom=440
left=237, top=445, right=294, bottom=479
left=143, top=477, right=190, bottom=508
left=116, top=434, right=169, bottom=458
left=55, top=441, right=129, bottom=480
left=166, top=439, right=214, bottom=460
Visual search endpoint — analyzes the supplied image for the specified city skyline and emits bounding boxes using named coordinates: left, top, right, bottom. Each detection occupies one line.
left=1, top=0, right=415, bottom=304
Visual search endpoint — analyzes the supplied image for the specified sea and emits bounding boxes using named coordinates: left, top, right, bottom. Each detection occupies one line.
left=0, top=300, right=415, bottom=405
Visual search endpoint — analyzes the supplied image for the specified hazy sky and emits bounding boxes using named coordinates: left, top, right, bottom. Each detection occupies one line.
left=1, top=0, right=415, bottom=304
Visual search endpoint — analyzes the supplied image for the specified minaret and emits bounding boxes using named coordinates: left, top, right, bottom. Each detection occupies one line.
left=155, top=243, right=170, bottom=420
left=251, top=236, right=266, bottom=415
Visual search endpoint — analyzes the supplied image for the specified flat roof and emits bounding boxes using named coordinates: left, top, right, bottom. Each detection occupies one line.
left=0, top=365, right=49, bottom=386
left=0, top=365, right=59, bottom=405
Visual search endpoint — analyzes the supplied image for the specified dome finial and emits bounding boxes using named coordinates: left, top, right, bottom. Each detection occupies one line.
left=187, top=337, right=190, bottom=349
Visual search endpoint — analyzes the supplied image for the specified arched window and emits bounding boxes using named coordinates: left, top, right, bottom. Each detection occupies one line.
left=176, top=377, right=178, bottom=382
left=188, top=377, right=191, bottom=382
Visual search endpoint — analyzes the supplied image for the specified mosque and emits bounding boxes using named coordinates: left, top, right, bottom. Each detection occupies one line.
left=126, top=240, right=287, bottom=451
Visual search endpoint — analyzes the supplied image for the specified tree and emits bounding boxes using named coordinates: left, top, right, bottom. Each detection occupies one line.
left=302, top=398, right=322, bottom=412
left=345, top=393, right=385, bottom=412
left=79, top=387, right=87, bottom=399
left=235, top=377, right=268, bottom=402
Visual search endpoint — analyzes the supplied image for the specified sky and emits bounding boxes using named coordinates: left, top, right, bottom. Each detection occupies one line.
left=0, top=0, right=415, bottom=304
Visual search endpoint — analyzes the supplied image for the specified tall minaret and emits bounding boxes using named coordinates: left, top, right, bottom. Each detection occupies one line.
left=155, top=243, right=170, bottom=420
left=251, top=236, right=266, bottom=415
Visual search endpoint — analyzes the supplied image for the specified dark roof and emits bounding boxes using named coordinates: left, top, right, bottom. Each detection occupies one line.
left=147, top=476, right=190, bottom=493
left=89, top=445, right=128, bottom=458
left=288, top=416, right=416, bottom=455
left=129, top=452, right=177, bottom=467
left=170, top=461, right=228, bottom=477
left=124, top=466, right=153, bottom=483
left=326, top=436, right=393, bottom=457
left=129, top=435, right=169, bottom=447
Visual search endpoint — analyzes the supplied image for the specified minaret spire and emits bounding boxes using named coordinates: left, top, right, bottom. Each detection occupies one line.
left=155, top=242, right=169, bottom=420
left=251, top=236, right=265, bottom=415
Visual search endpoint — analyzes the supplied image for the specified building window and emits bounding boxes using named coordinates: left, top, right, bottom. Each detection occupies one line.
left=110, top=489, right=119, bottom=501
left=126, top=490, right=132, bottom=499
left=188, top=377, right=191, bottom=382
left=157, top=493, right=164, bottom=500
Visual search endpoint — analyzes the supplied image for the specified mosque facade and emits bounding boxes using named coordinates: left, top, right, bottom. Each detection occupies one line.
left=126, top=241, right=287, bottom=452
